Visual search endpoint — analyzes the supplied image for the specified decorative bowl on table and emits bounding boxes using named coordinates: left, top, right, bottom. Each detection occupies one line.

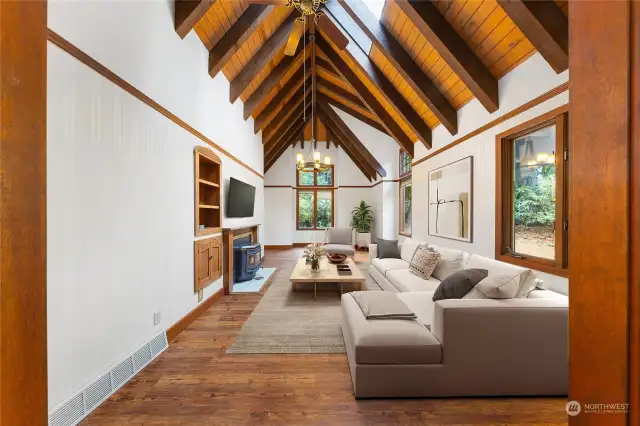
left=327, top=253, right=347, bottom=264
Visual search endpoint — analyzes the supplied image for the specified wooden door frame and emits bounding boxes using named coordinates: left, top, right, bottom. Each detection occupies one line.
left=569, top=1, right=639, bottom=424
left=0, top=1, right=48, bottom=424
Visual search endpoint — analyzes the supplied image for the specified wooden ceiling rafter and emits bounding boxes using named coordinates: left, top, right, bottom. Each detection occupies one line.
left=316, top=35, right=415, bottom=156
left=320, top=7, right=432, bottom=149
left=262, top=86, right=312, bottom=140
left=229, top=11, right=297, bottom=103
left=395, top=0, right=499, bottom=113
left=243, top=38, right=310, bottom=119
left=320, top=94, right=388, bottom=136
left=334, top=0, right=459, bottom=135
left=497, top=0, right=569, bottom=73
left=174, top=0, right=218, bottom=39
left=254, top=63, right=311, bottom=133
left=318, top=102, right=386, bottom=178
left=208, top=4, right=275, bottom=77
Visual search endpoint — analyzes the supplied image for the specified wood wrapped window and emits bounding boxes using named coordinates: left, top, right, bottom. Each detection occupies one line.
left=495, top=105, right=569, bottom=277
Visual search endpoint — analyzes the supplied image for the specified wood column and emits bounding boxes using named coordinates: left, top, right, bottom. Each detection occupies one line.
left=0, top=1, right=48, bottom=424
left=568, top=1, right=638, bottom=424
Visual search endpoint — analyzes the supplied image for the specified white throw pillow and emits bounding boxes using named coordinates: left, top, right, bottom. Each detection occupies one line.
left=400, top=238, right=426, bottom=264
left=475, top=273, right=520, bottom=299
left=464, top=254, right=537, bottom=298
left=430, top=246, right=466, bottom=281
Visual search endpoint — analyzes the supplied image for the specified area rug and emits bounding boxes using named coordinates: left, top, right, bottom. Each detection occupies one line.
left=226, top=261, right=380, bottom=354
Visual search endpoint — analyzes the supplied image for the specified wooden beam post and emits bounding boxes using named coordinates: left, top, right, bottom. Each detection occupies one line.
left=174, top=0, right=217, bottom=39
left=0, top=1, right=48, bottom=424
left=498, top=0, right=569, bottom=73
left=568, top=2, right=638, bottom=424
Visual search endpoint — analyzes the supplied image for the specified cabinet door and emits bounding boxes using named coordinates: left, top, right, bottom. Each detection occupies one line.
left=195, top=240, right=212, bottom=291
left=210, top=237, right=222, bottom=281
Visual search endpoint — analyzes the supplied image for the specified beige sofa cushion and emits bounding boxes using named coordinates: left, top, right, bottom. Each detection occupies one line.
left=342, top=293, right=442, bottom=364
left=464, top=254, right=537, bottom=298
left=386, top=269, right=442, bottom=292
left=397, top=291, right=436, bottom=327
left=371, top=258, right=409, bottom=276
left=429, top=245, right=466, bottom=281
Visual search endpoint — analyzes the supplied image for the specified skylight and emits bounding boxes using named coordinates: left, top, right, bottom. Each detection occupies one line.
left=362, top=0, right=385, bottom=21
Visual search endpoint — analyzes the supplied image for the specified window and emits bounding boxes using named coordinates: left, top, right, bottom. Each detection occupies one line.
left=496, top=106, right=568, bottom=277
left=296, top=166, right=334, bottom=229
left=400, top=180, right=412, bottom=236
left=400, top=149, right=412, bottom=177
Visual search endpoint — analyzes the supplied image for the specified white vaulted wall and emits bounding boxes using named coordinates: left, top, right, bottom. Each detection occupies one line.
left=47, top=0, right=264, bottom=412
left=410, top=53, right=569, bottom=294
left=263, top=106, right=400, bottom=245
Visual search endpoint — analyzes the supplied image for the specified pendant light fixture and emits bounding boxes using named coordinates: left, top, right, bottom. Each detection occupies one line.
left=296, top=18, right=330, bottom=173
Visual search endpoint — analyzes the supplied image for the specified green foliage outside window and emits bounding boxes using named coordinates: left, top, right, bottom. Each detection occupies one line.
left=514, top=165, right=556, bottom=226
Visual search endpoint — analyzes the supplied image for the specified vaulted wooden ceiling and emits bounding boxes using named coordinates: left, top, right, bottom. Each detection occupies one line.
left=174, top=0, right=569, bottom=179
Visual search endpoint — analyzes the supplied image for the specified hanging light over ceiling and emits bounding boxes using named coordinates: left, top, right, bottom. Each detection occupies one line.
left=296, top=23, right=330, bottom=173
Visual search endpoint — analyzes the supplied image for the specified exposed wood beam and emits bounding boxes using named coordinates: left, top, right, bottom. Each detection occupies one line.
left=208, top=5, right=274, bottom=77
left=317, top=78, right=366, bottom=109
left=318, top=102, right=386, bottom=177
left=498, top=0, right=569, bottom=73
left=265, top=120, right=306, bottom=170
left=262, top=88, right=311, bottom=141
left=229, top=12, right=296, bottom=103
left=243, top=39, right=309, bottom=120
left=333, top=0, right=458, bottom=135
left=174, top=0, right=217, bottom=39
left=316, top=36, right=415, bottom=156
left=395, top=0, right=499, bottom=112
left=319, top=10, right=431, bottom=149
left=319, top=94, right=388, bottom=136
left=254, top=64, right=310, bottom=133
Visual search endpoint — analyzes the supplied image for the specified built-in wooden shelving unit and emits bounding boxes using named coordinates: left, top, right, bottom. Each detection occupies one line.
left=195, top=146, right=222, bottom=236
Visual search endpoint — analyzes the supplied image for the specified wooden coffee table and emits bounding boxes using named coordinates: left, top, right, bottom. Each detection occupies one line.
left=290, top=257, right=365, bottom=298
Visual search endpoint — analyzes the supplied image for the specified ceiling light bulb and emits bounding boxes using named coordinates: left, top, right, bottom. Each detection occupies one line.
left=324, top=156, right=331, bottom=165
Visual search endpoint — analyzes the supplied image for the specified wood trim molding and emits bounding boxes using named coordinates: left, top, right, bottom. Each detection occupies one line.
left=412, top=82, right=569, bottom=168
left=46, top=29, right=264, bottom=179
left=166, top=288, right=224, bottom=342
left=1, top=2, right=48, bottom=424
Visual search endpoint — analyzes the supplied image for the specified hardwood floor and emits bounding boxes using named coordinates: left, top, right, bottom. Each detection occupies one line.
left=82, top=248, right=567, bottom=425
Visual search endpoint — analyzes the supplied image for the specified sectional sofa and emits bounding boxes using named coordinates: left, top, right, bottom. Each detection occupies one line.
left=341, top=238, right=568, bottom=398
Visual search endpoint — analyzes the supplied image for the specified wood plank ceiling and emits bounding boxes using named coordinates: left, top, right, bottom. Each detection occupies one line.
left=174, top=0, right=569, bottom=179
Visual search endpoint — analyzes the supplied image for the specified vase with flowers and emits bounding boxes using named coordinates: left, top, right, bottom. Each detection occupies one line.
left=304, top=242, right=326, bottom=271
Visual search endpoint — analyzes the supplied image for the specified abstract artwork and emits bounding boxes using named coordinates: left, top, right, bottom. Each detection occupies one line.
left=428, top=156, right=473, bottom=242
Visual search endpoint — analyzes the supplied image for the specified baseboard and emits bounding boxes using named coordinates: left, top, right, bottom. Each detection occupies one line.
left=166, top=288, right=223, bottom=342
left=263, top=244, right=293, bottom=249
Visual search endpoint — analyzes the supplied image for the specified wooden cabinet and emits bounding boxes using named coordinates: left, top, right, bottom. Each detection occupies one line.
left=194, top=236, right=223, bottom=292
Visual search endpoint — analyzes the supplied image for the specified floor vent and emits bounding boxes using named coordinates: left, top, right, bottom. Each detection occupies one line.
left=48, top=331, right=168, bottom=426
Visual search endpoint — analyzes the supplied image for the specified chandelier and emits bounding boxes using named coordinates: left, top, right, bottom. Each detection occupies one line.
left=296, top=23, right=331, bottom=173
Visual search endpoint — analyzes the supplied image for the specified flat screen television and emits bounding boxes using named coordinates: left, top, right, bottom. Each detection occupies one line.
left=227, top=177, right=255, bottom=218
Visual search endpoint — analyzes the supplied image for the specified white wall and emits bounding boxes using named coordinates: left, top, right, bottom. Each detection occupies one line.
left=47, top=0, right=264, bottom=412
left=263, top=105, right=402, bottom=245
left=410, top=53, right=569, bottom=294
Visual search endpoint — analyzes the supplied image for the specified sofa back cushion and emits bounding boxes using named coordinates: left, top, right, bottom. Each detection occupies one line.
left=326, top=227, right=352, bottom=245
left=464, top=254, right=537, bottom=298
left=429, top=245, right=466, bottom=281
left=400, top=237, right=427, bottom=263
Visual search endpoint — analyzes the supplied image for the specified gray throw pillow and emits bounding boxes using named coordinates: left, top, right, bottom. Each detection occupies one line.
left=432, top=268, right=489, bottom=301
left=376, top=238, right=401, bottom=259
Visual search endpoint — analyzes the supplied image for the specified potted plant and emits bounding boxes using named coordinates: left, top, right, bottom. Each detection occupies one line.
left=350, top=201, right=374, bottom=249
left=304, top=242, right=326, bottom=271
